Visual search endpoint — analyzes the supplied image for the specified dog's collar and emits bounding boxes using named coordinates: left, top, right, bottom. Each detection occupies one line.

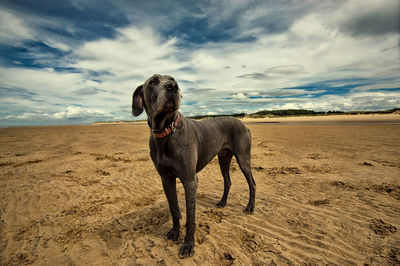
left=151, top=113, right=180, bottom=139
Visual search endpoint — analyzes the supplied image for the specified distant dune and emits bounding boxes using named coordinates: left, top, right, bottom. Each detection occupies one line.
left=1, top=114, right=399, bottom=264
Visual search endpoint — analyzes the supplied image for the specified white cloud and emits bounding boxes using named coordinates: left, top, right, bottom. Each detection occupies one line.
left=0, top=7, right=73, bottom=52
left=351, top=82, right=400, bottom=92
left=247, top=92, right=260, bottom=96
left=231, top=93, right=247, bottom=99
left=270, top=91, right=400, bottom=112
left=172, top=18, right=397, bottom=101
left=72, top=26, right=185, bottom=76
left=0, top=67, right=83, bottom=94
left=0, top=9, right=33, bottom=45
left=5, top=112, right=52, bottom=120
left=3, top=107, right=113, bottom=124
left=53, top=106, right=112, bottom=119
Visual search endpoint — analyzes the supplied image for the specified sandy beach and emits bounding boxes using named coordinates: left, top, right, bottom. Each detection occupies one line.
left=1, top=114, right=399, bottom=265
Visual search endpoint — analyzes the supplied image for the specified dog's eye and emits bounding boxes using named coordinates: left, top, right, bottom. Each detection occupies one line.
left=150, top=77, right=160, bottom=86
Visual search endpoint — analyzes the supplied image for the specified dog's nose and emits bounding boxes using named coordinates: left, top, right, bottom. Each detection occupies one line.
left=165, top=82, right=178, bottom=92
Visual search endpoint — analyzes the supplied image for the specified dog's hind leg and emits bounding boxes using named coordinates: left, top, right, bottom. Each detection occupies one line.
left=216, top=149, right=233, bottom=208
left=234, top=130, right=256, bottom=214
left=236, top=153, right=256, bottom=214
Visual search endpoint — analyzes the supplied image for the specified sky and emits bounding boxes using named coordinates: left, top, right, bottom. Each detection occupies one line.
left=0, top=0, right=399, bottom=126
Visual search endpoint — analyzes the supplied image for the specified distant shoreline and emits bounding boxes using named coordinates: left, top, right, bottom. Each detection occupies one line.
left=92, top=113, right=400, bottom=125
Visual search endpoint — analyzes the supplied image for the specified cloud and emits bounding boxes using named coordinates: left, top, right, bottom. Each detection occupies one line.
left=0, top=7, right=75, bottom=53
left=0, top=87, right=36, bottom=99
left=53, top=106, right=112, bottom=119
left=274, top=91, right=400, bottom=112
left=72, top=87, right=105, bottom=95
left=0, top=9, right=33, bottom=45
left=237, top=73, right=267, bottom=80
left=248, top=92, right=260, bottom=97
left=72, top=26, right=184, bottom=76
left=266, top=65, right=305, bottom=75
left=4, top=112, right=53, bottom=120
left=231, top=93, right=247, bottom=99
left=0, top=66, right=83, bottom=94
left=351, top=82, right=400, bottom=93
left=237, top=65, right=306, bottom=80
left=336, top=0, right=400, bottom=36
left=2, top=106, right=114, bottom=127
left=1, top=0, right=129, bottom=44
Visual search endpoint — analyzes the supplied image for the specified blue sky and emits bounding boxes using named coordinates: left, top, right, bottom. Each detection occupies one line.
left=0, top=0, right=399, bottom=126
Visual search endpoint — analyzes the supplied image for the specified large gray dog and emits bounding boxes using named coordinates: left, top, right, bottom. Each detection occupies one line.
left=132, top=74, right=255, bottom=258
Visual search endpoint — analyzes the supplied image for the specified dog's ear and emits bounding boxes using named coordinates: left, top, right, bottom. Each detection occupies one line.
left=132, top=85, right=144, bottom=116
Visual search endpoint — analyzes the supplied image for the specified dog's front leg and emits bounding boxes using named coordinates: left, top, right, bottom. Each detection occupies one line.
left=161, top=176, right=181, bottom=241
left=179, top=174, right=198, bottom=258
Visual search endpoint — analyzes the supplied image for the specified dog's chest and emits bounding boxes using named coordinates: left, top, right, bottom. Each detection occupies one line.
left=150, top=146, right=180, bottom=177
left=150, top=141, right=178, bottom=167
left=155, top=150, right=174, bottom=166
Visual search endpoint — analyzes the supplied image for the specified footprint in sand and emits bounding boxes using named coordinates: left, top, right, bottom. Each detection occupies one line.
left=257, top=141, right=268, bottom=148
left=303, top=165, right=331, bottom=174
left=201, top=209, right=227, bottom=223
left=196, top=222, right=210, bottom=244
left=95, top=169, right=110, bottom=176
left=359, top=161, right=373, bottom=166
left=331, top=181, right=356, bottom=190
left=309, top=199, right=330, bottom=206
left=266, top=166, right=302, bottom=175
left=91, top=153, right=132, bottom=163
left=307, top=153, right=323, bottom=160
left=369, top=219, right=397, bottom=236
left=368, top=183, right=400, bottom=200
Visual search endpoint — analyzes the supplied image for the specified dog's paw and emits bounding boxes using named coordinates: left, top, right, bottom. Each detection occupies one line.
left=178, top=241, right=194, bottom=258
left=166, top=227, right=180, bottom=241
left=216, top=199, right=227, bottom=208
left=243, top=204, right=255, bottom=214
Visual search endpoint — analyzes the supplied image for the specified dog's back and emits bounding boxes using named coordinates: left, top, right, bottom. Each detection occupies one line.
left=189, top=117, right=252, bottom=172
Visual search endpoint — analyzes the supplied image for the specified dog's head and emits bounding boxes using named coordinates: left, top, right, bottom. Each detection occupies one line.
left=132, top=74, right=181, bottom=129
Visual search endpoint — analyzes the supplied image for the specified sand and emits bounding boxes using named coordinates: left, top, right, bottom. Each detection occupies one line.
left=1, top=114, right=399, bottom=265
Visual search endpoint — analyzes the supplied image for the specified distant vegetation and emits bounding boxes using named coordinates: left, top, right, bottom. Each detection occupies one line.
left=249, top=109, right=324, bottom=118
left=189, top=113, right=247, bottom=120
left=189, top=108, right=400, bottom=120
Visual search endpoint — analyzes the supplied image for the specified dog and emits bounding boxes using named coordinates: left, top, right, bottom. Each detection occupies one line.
left=131, top=74, right=255, bottom=258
